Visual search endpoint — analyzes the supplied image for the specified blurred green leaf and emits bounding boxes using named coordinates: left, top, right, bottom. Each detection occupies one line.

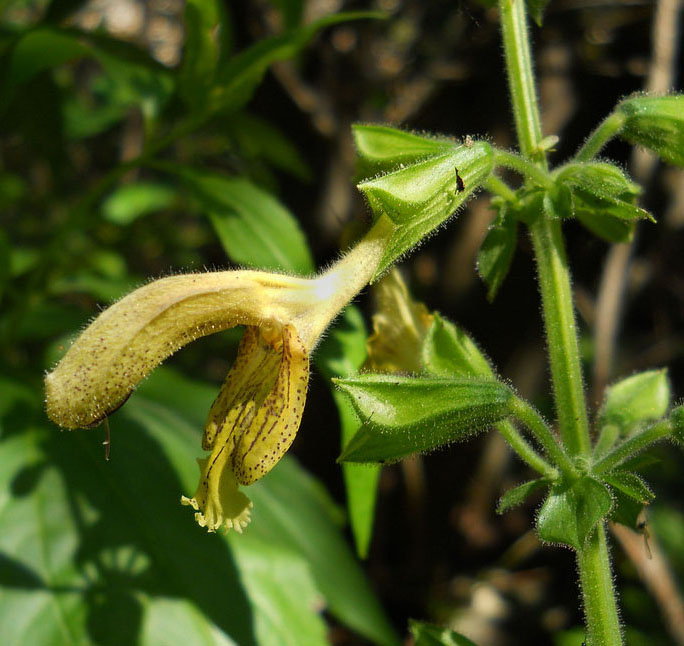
left=61, top=89, right=128, bottom=140
left=102, top=182, right=178, bottom=225
left=410, top=620, right=479, bottom=646
left=609, top=488, right=645, bottom=530
left=421, top=313, right=493, bottom=379
left=0, top=172, right=26, bottom=208
left=497, top=478, right=548, bottom=514
left=1, top=27, right=87, bottom=109
left=174, top=168, right=314, bottom=274
left=209, top=12, right=381, bottom=115
left=477, top=214, right=517, bottom=301
left=226, top=113, right=311, bottom=181
left=554, top=628, right=587, bottom=646
left=1, top=27, right=172, bottom=121
left=618, top=94, right=684, bottom=166
left=13, top=302, right=87, bottom=341
left=526, top=0, right=550, bottom=26
left=537, top=476, right=612, bottom=550
left=336, top=375, right=513, bottom=463
left=317, top=306, right=381, bottom=559
left=651, top=506, right=684, bottom=577
left=49, top=273, right=138, bottom=304
left=598, top=369, right=670, bottom=436
left=9, top=247, right=39, bottom=277
left=358, top=141, right=494, bottom=276
left=178, top=0, right=225, bottom=108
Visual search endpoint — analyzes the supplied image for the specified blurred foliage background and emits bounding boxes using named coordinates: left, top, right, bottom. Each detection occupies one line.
left=0, top=0, right=683, bottom=645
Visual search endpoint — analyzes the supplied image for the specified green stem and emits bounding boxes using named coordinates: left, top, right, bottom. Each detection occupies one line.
left=484, top=175, right=517, bottom=201
left=592, top=420, right=671, bottom=475
left=498, top=0, right=545, bottom=164
left=574, top=112, right=627, bottom=163
left=495, top=419, right=558, bottom=478
left=493, top=149, right=553, bottom=188
left=498, top=1, right=622, bottom=643
left=529, top=217, right=591, bottom=456
left=509, top=397, right=576, bottom=475
left=577, top=525, right=622, bottom=646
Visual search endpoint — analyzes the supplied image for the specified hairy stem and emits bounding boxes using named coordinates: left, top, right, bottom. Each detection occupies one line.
left=498, top=0, right=545, bottom=163
left=528, top=217, right=591, bottom=456
left=498, top=0, right=623, bottom=643
left=574, top=112, right=626, bottom=162
left=495, top=419, right=558, bottom=478
left=509, top=397, right=575, bottom=475
left=592, top=420, right=671, bottom=475
left=577, top=525, right=623, bottom=646
left=493, top=149, right=553, bottom=187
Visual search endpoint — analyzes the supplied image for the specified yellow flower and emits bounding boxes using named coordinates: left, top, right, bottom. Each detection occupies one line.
left=45, top=216, right=393, bottom=533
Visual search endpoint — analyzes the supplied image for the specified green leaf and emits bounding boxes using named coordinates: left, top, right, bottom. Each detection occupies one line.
left=477, top=214, right=517, bottom=301
left=618, top=94, right=684, bottom=166
left=175, top=169, right=314, bottom=274
left=336, top=375, right=513, bottom=463
left=226, top=113, right=311, bottom=181
left=409, top=620, right=479, bottom=646
left=178, top=0, right=227, bottom=108
left=102, top=182, right=177, bottom=225
left=1, top=28, right=172, bottom=120
left=0, top=173, right=26, bottom=209
left=134, top=370, right=399, bottom=646
left=0, top=370, right=399, bottom=646
left=316, top=307, right=381, bottom=559
left=575, top=210, right=635, bottom=243
left=526, top=0, right=550, bottom=26
left=1, top=28, right=88, bottom=110
left=536, top=477, right=612, bottom=550
left=598, top=369, right=670, bottom=435
left=609, top=488, right=645, bottom=530
left=497, top=478, right=548, bottom=514
left=555, top=162, right=653, bottom=224
left=545, top=184, right=573, bottom=220
left=603, top=470, right=654, bottom=504
left=352, top=124, right=456, bottom=179
left=209, top=12, right=381, bottom=115
left=421, top=313, right=493, bottom=379
left=225, top=538, right=328, bottom=646
left=358, top=142, right=494, bottom=276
